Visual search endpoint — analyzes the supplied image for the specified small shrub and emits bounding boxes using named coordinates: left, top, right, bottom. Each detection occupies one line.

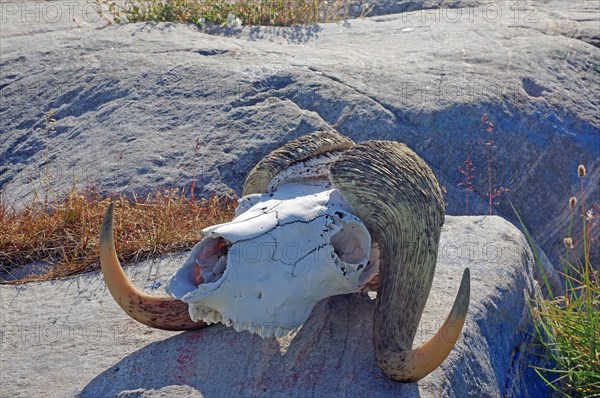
left=97, top=0, right=358, bottom=27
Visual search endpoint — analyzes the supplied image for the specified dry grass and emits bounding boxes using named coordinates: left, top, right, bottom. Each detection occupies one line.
left=98, top=0, right=366, bottom=27
left=0, top=184, right=236, bottom=284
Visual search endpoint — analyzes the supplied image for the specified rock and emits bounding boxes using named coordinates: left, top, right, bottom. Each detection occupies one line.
left=1, top=1, right=598, bottom=273
left=0, top=216, right=548, bottom=397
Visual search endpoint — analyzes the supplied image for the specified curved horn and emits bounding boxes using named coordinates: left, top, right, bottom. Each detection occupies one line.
left=100, top=203, right=207, bottom=331
left=329, top=141, right=470, bottom=382
left=242, top=130, right=354, bottom=196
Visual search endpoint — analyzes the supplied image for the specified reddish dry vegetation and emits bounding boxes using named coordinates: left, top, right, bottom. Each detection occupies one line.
left=0, top=184, right=236, bottom=284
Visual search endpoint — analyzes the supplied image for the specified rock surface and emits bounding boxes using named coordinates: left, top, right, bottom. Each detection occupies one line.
left=1, top=0, right=599, bottom=271
left=1, top=2, right=598, bottom=396
left=0, top=216, right=547, bottom=397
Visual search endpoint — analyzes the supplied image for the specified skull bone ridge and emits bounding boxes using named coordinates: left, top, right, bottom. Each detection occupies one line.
left=166, top=182, right=376, bottom=338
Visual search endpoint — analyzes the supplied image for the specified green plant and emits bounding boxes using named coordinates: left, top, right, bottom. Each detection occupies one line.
left=510, top=164, right=599, bottom=397
left=97, top=0, right=360, bottom=28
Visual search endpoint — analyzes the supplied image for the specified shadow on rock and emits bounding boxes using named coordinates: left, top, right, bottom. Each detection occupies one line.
left=79, top=294, right=418, bottom=397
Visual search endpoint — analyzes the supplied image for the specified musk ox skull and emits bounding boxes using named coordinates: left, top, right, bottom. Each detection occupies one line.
left=99, top=131, right=470, bottom=382
left=166, top=183, right=375, bottom=338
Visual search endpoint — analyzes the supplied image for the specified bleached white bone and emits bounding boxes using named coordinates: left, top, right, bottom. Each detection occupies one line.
left=166, top=182, right=373, bottom=338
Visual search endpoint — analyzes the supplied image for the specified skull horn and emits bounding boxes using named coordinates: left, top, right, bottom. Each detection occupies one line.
left=329, top=141, right=470, bottom=382
left=100, top=203, right=207, bottom=331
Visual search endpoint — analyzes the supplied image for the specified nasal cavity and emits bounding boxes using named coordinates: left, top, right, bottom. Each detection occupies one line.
left=192, top=237, right=229, bottom=286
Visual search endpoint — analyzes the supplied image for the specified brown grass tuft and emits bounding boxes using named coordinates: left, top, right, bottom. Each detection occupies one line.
left=0, top=183, right=236, bottom=284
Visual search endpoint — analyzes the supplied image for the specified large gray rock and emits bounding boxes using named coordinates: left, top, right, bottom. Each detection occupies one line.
left=0, top=216, right=548, bottom=397
left=1, top=1, right=598, bottom=272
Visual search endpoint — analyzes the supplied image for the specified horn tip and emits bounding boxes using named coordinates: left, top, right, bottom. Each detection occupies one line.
left=461, top=267, right=470, bottom=298
left=100, top=202, right=115, bottom=250
left=451, top=267, right=471, bottom=324
left=461, top=268, right=470, bottom=296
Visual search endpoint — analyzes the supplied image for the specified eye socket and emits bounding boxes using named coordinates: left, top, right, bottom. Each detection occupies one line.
left=331, top=218, right=370, bottom=265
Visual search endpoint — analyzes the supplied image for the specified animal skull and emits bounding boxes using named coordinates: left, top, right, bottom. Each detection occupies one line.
left=99, top=131, right=470, bottom=382
left=166, top=183, right=375, bottom=337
